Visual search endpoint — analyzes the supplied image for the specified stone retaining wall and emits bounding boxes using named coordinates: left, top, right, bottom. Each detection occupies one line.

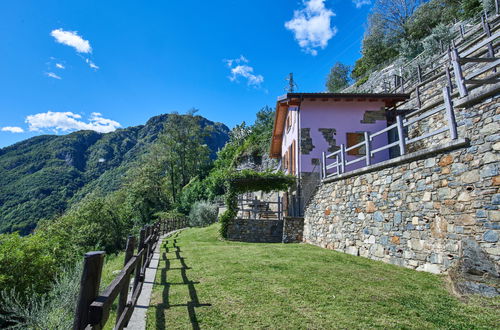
left=282, top=217, right=304, bottom=243
left=227, top=219, right=283, bottom=243
left=227, top=217, right=305, bottom=243
left=304, top=95, right=499, bottom=275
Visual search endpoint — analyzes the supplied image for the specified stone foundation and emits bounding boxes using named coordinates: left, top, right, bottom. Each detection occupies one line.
left=282, top=217, right=304, bottom=243
left=304, top=95, right=499, bottom=284
left=227, top=217, right=305, bottom=243
left=227, top=219, right=283, bottom=243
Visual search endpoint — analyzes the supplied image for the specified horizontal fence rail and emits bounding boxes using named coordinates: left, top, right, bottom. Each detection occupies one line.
left=73, top=217, right=189, bottom=330
left=320, top=12, right=500, bottom=180
left=351, top=9, right=499, bottom=95
left=237, top=196, right=283, bottom=220
left=321, top=86, right=458, bottom=180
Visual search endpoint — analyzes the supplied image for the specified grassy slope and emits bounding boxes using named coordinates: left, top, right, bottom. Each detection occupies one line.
left=100, top=253, right=125, bottom=330
left=147, top=225, right=499, bottom=329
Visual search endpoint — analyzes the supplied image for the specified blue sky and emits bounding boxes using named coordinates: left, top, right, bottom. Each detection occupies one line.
left=0, top=0, right=372, bottom=148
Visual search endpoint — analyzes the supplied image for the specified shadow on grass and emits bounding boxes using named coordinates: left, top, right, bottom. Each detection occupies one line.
left=155, top=233, right=211, bottom=330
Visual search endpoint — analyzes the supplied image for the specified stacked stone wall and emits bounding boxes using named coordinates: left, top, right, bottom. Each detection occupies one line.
left=304, top=95, right=499, bottom=274
left=282, top=217, right=304, bottom=243
left=227, top=217, right=305, bottom=243
left=227, top=219, right=283, bottom=243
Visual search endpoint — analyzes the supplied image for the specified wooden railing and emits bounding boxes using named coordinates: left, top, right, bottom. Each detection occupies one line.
left=451, top=20, right=499, bottom=97
left=390, top=13, right=499, bottom=105
left=320, top=12, right=500, bottom=180
left=349, top=8, right=499, bottom=94
left=237, top=196, right=283, bottom=220
left=321, top=86, right=458, bottom=179
left=73, top=218, right=188, bottom=330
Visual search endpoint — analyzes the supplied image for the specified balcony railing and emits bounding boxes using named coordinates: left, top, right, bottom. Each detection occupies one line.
left=321, top=86, right=458, bottom=180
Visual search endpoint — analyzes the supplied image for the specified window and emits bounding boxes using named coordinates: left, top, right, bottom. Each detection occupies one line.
left=286, top=112, right=292, bottom=132
left=346, top=132, right=366, bottom=156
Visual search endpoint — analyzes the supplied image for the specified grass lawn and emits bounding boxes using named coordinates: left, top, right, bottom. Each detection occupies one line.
left=146, top=224, right=499, bottom=329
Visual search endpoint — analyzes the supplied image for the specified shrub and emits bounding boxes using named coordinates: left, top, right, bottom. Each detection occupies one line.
left=39, top=194, right=131, bottom=255
left=189, top=201, right=219, bottom=227
left=422, top=23, right=454, bottom=56
left=0, top=261, right=82, bottom=329
left=0, top=233, right=58, bottom=296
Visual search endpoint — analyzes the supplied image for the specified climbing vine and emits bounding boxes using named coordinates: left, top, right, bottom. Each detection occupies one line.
left=219, top=170, right=295, bottom=238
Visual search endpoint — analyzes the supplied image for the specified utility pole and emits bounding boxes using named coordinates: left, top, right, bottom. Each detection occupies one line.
left=285, top=73, right=298, bottom=93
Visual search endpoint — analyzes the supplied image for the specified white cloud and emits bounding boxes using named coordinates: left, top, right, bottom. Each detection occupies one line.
left=224, top=56, right=264, bottom=87
left=85, top=58, right=99, bottom=70
left=1, top=126, right=24, bottom=133
left=26, top=111, right=121, bottom=133
left=46, top=72, right=62, bottom=80
left=353, top=0, right=371, bottom=8
left=50, top=29, right=92, bottom=53
left=55, top=63, right=65, bottom=69
left=285, top=0, right=337, bottom=55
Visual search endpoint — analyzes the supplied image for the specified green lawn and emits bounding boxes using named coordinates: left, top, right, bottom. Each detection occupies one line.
left=146, top=224, right=499, bottom=329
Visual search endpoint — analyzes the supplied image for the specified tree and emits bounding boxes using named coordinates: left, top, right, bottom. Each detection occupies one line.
left=326, top=62, right=351, bottom=92
left=372, top=0, right=425, bottom=37
left=157, top=111, right=211, bottom=204
left=405, top=0, right=461, bottom=41
left=352, top=12, right=400, bottom=79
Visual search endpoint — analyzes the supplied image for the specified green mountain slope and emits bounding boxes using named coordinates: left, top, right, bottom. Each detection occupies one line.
left=0, top=114, right=229, bottom=234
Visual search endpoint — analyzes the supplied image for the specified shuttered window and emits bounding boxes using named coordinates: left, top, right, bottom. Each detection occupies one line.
left=346, top=132, right=366, bottom=156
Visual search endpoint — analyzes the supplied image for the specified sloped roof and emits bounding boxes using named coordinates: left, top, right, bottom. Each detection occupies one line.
left=270, top=92, right=410, bottom=158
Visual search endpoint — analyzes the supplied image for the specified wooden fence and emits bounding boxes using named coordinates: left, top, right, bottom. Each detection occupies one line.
left=320, top=11, right=499, bottom=180
left=73, top=218, right=188, bottom=330
left=389, top=13, right=499, bottom=102
left=237, top=196, right=283, bottom=220
left=321, top=86, right=458, bottom=179
left=350, top=12, right=497, bottom=95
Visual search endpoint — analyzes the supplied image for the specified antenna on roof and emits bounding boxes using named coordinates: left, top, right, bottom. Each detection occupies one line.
left=285, top=73, right=298, bottom=93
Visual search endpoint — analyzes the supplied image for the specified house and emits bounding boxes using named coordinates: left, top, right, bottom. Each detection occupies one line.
left=270, top=92, right=410, bottom=216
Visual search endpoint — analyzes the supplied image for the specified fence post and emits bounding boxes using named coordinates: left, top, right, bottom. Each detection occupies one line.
left=443, top=86, right=458, bottom=140
left=144, top=226, right=151, bottom=268
left=336, top=155, right=340, bottom=176
left=481, top=15, right=495, bottom=58
left=321, top=151, right=326, bottom=179
left=339, top=144, right=346, bottom=174
left=451, top=48, right=467, bottom=97
left=116, top=236, right=136, bottom=325
left=416, top=85, right=421, bottom=109
left=73, top=251, right=105, bottom=330
left=364, top=132, right=371, bottom=166
left=146, top=225, right=153, bottom=266
left=445, top=66, right=453, bottom=93
left=399, top=68, right=405, bottom=93
left=396, top=116, right=406, bottom=156
left=133, top=228, right=146, bottom=292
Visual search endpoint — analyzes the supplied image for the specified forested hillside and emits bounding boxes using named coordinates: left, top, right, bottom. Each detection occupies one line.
left=0, top=114, right=229, bottom=234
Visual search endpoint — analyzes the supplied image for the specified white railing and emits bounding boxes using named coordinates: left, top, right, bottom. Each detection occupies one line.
left=321, top=87, right=458, bottom=180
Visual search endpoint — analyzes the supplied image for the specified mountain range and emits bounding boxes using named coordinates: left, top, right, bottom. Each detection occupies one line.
left=0, top=114, right=229, bottom=234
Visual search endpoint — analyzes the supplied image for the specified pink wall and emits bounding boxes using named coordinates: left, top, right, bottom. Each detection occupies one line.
left=298, top=100, right=390, bottom=174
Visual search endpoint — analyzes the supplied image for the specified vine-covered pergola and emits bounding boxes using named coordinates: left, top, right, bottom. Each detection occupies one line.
left=219, top=170, right=295, bottom=238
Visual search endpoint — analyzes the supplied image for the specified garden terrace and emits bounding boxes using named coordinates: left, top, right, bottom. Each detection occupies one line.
left=146, top=224, right=500, bottom=328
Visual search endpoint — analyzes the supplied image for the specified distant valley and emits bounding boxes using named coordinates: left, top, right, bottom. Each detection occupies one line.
left=0, top=114, right=229, bottom=234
